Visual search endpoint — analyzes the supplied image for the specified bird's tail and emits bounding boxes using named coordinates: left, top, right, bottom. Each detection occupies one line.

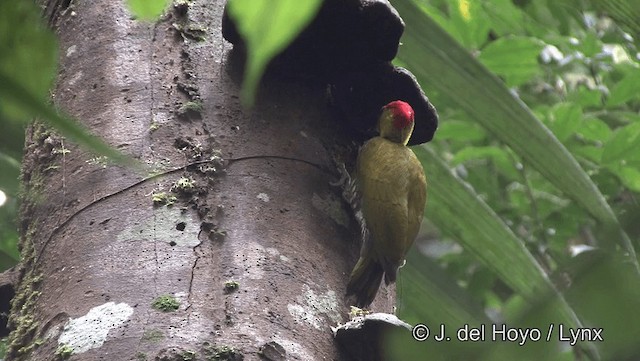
left=346, top=256, right=384, bottom=308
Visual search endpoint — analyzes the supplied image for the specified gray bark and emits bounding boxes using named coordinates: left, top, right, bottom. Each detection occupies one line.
left=6, top=1, right=395, bottom=360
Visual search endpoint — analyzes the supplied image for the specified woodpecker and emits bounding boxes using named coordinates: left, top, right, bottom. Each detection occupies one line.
left=346, top=100, right=427, bottom=308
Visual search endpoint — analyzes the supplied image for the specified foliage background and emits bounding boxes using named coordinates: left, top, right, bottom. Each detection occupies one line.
left=389, top=1, right=640, bottom=360
left=1, top=0, right=639, bottom=360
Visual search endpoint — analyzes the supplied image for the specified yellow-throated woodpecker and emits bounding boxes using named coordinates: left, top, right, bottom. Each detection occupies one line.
left=347, top=100, right=427, bottom=308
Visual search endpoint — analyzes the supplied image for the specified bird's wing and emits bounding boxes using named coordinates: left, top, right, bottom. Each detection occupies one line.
left=406, top=150, right=427, bottom=251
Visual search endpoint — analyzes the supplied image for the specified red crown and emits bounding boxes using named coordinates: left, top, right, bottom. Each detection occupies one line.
left=384, top=100, right=414, bottom=129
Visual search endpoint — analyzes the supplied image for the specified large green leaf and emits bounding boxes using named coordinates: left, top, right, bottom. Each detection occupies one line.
left=399, top=249, right=490, bottom=327
left=0, top=73, right=136, bottom=167
left=0, top=152, right=20, bottom=196
left=563, top=251, right=640, bottom=359
left=414, top=145, right=598, bottom=359
left=392, top=0, right=636, bottom=262
left=0, top=1, right=135, bottom=168
left=0, top=1, right=57, bottom=121
left=389, top=250, right=491, bottom=360
left=416, top=146, right=546, bottom=299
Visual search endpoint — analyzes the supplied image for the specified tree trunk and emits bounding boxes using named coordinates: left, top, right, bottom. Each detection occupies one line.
left=6, top=1, right=395, bottom=360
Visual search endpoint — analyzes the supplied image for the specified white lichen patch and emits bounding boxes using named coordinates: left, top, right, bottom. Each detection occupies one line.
left=265, top=247, right=280, bottom=257
left=279, top=255, right=290, bottom=262
left=287, top=304, right=322, bottom=330
left=302, top=285, right=342, bottom=324
left=173, top=291, right=188, bottom=306
left=256, top=193, right=270, bottom=202
left=67, top=71, right=84, bottom=87
left=311, top=193, right=350, bottom=227
left=66, top=45, right=77, bottom=57
left=287, top=285, right=342, bottom=330
left=58, top=302, right=134, bottom=354
left=265, top=247, right=290, bottom=263
left=273, top=336, right=316, bottom=361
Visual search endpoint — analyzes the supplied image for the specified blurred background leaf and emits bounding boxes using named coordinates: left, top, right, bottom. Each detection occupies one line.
left=225, top=0, right=323, bottom=106
left=0, top=1, right=57, bottom=122
left=0, top=0, right=57, bottom=272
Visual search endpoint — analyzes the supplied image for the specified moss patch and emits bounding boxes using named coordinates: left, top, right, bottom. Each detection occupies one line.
left=223, top=280, right=239, bottom=294
left=6, top=123, right=63, bottom=360
left=152, top=295, right=180, bottom=312
left=152, top=191, right=177, bottom=207
left=172, top=176, right=196, bottom=194
left=142, top=329, right=165, bottom=343
left=6, top=223, right=43, bottom=359
left=202, top=342, right=243, bottom=361
left=55, top=344, right=74, bottom=359
left=181, top=350, right=197, bottom=360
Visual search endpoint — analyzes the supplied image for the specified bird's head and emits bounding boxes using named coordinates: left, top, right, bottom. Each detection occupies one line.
left=377, top=100, right=415, bottom=145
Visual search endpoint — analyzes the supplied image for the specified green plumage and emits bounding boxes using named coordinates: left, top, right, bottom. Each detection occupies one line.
left=346, top=101, right=427, bottom=308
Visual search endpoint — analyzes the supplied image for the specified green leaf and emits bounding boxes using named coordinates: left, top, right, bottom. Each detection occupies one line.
left=0, top=197, right=19, bottom=270
left=451, top=145, right=518, bottom=179
left=393, top=0, right=634, bottom=258
left=226, top=0, right=322, bottom=106
left=544, top=103, right=583, bottom=142
left=508, top=183, right=570, bottom=220
left=578, top=117, right=611, bottom=143
left=607, top=69, right=640, bottom=107
left=388, top=250, right=491, bottom=359
left=580, top=31, right=603, bottom=58
left=602, top=121, right=640, bottom=165
left=449, top=0, right=491, bottom=49
left=436, top=119, right=487, bottom=142
left=478, top=36, right=545, bottom=87
left=610, top=166, right=640, bottom=192
left=564, top=252, right=640, bottom=359
left=0, top=1, right=57, bottom=121
left=400, top=250, right=490, bottom=327
left=0, top=118, right=26, bottom=161
left=567, top=86, right=603, bottom=108
left=0, top=248, right=18, bottom=272
left=480, top=0, right=527, bottom=37
left=0, top=73, right=137, bottom=168
left=0, top=152, right=20, bottom=196
left=126, top=0, right=170, bottom=21
left=573, top=145, right=603, bottom=163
